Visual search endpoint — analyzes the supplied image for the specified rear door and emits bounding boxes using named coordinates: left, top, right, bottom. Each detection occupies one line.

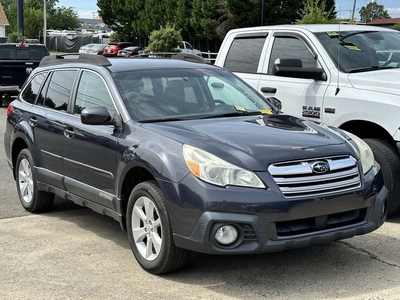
left=22, top=69, right=77, bottom=190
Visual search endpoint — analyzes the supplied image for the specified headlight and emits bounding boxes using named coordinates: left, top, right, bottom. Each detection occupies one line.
left=343, top=131, right=375, bottom=174
left=182, top=144, right=265, bottom=188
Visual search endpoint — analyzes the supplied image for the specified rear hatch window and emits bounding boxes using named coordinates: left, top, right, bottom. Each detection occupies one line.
left=0, top=44, right=49, bottom=60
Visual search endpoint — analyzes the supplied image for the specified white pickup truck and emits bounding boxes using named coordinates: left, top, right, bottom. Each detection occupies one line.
left=215, top=24, right=400, bottom=215
left=177, top=41, right=202, bottom=56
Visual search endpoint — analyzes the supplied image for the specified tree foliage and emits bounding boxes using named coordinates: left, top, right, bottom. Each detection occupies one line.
left=296, top=0, right=338, bottom=24
left=148, top=24, right=182, bottom=52
left=359, top=2, right=390, bottom=23
left=96, top=0, right=336, bottom=50
left=393, top=23, right=400, bottom=31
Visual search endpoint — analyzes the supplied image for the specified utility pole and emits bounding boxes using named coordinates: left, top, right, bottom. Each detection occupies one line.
left=17, top=0, right=24, bottom=35
left=351, top=0, right=357, bottom=21
left=261, top=0, right=265, bottom=26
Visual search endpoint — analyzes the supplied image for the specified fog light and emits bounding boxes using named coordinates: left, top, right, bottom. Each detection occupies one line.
left=215, top=225, right=238, bottom=245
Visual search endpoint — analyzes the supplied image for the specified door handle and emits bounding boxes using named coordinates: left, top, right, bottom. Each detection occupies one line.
left=64, top=128, right=75, bottom=138
left=28, top=116, right=38, bottom=127
left=260, top=87, right=277, bottom=93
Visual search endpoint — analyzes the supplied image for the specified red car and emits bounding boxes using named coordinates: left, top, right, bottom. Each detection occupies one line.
left=102, top=42, right=133, bottom=57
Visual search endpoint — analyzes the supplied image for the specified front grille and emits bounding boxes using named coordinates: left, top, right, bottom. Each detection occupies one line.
left=268, top=155, right=361, bottom=198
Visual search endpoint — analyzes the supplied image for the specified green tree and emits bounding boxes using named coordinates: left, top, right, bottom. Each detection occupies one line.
left=7, top=32, right=26, bottom=43
left=359, top=2, right=390, bottom=23
left=47, top=7, right=81, bottom=30
left=296, top=0, right=338, bottom=24
left=393, top=22, right=400, bottom=31
left=148, top=24, right=182, bottom=52
left=24, top=7, right=44, bottom=38
left=175, top=0, right=195, bottom=41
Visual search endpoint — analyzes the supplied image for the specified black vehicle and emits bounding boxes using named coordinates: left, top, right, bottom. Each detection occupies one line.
left=0, top=43, right=49, bottom=106
left=3, top=53, right=388, bottom=275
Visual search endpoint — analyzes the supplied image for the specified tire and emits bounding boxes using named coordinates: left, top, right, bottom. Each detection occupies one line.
left=15, top=149, right=55, bottom=212
left=126, top=180, right=191, bottom=274
left=364, top=138, right=400, bottom=215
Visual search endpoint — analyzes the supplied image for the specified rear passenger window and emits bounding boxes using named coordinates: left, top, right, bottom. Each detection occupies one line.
left=224, top=37, right=266, bottom=73
left=41, top=70, right=76, bottom=112
left=20, top=72, right=47, bottom=104
left=74, top=71, right=115, bottom=117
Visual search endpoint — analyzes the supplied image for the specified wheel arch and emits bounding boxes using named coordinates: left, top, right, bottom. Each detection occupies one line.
left=119, top=166, right=155, bottom=230
left=11, top=137, right=29, bottom=179
left=339, top=120, right=396, bottom=149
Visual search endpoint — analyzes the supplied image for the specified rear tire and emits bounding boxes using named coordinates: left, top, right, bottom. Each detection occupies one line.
left=364, top=138, right=400, bottom=215
left=126, top=180, right=191, bottom=274
left=16, top=149, right=55, bottom=212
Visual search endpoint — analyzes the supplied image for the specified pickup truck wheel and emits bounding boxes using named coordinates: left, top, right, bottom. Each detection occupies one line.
left=126, top=181, right=191, bottom=274
left=16, top=149, right=55, bottom=212
left=364, top=138, right=400, bottom=215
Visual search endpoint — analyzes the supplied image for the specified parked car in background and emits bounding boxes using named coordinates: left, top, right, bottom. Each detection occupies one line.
left=177, top=41, right=202, bottom=56
left=103, top=42, right=133, bottom=57
left=117, top=46, right=144, bottom=57
left=4, top=53, right=387, bottom=275
left=79, top=44, right=96, bottom=54
left=86, top=44, right=107, bottom=55
left=26, top=39, right=41, bottom=44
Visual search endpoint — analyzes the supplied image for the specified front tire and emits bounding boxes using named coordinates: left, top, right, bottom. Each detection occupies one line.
left=364, top=138, right=400, bottom=215
left=126, top=181, right=191, bottom=274
left=16, top=149, right=55, bottom=212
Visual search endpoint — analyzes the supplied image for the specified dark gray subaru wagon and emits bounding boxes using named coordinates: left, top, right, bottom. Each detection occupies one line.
left=4, top=54, right=388, bottom=274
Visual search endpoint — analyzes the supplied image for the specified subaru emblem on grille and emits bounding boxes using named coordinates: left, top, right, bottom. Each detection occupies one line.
left=311, top=161, right=330, bottom=174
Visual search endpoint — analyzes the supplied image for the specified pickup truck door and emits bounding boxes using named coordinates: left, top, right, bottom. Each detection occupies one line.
left=258, top=31, right=330, bottom=122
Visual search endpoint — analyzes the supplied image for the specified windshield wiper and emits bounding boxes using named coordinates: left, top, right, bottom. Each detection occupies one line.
left=197, top=111, right=264, bottom=119
left=348, top=65, right=394, bottom=73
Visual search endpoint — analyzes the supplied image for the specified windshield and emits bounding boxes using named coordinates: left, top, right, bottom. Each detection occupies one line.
left=315, top=30, right=400, bottom=72
left=113, top=68, right=273, bottom=122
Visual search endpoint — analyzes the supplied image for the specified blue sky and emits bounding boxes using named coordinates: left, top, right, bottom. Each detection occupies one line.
left=56, top=0, right=400, bottom=20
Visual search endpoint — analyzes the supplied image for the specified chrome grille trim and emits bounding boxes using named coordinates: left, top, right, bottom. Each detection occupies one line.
left=268, top=155, right=361, bottom=198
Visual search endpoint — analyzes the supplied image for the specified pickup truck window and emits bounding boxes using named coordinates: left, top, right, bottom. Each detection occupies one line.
left=315, top=31, right=400, bottom=72
left=268, top=37, right=318, bottom=74
left=224, top=38, right=265, bottom=73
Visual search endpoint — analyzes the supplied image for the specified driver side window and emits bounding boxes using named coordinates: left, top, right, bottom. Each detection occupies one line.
left=75, top=71, right=116, bottom=117
left=268, top=37, right=317, bottom=74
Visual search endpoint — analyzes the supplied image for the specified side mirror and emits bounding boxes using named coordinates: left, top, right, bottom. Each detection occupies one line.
left=266, top=97, right=282, bottom=111
left=273, top=58, right=325, bottom=81
left=81, top=106, right=114, bottom=125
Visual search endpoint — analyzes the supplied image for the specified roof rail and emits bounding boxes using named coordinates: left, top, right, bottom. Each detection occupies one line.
left=132, top=52, right=208, bottom=64
left=40, top=53, right=111, bottom=67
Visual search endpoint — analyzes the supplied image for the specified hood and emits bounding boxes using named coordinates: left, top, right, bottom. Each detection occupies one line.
left=143, top=114, right=353, bottom=170
left=348, top=69, right=400, bottom=96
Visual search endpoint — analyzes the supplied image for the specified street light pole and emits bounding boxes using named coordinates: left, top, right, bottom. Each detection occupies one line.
left=43, top=0, right=46, bottom=45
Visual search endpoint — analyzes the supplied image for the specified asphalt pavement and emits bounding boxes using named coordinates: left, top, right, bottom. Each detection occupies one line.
left=1, top=105, right=400, bottom=300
